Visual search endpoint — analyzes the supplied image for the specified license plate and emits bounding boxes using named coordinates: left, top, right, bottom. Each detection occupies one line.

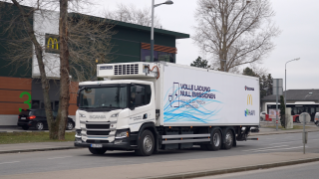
left=91, top=144, right=103, bottom=148
left=21, top=117, right=26, bottom=120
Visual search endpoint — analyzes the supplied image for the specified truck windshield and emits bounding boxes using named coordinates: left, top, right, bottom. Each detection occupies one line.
left=78, top=85, right=128, bottom=111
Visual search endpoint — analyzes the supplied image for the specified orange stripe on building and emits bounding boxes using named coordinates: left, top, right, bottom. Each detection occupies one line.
left=141, top=43, right=177, bottom=54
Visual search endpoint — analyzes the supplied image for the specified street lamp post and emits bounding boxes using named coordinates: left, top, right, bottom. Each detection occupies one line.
left=150, top=0, right=173, bottom=62
left=285, top=58, right=300, bottom=107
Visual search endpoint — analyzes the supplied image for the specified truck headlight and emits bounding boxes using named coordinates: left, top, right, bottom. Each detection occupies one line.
left=111, top=113, right=119, bottom=118
left=115, top=130, right=129, bottom=139
left=79, top=113, right=86, bottom=118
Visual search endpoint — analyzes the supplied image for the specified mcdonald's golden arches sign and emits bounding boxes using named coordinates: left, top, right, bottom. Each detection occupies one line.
left=247, top=94, right=253, bottom=105
left=45, top=34, right=59, bottom=54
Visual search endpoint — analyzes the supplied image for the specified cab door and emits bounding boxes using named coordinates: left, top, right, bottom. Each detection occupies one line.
left=129, top=84, right=155, bottom=132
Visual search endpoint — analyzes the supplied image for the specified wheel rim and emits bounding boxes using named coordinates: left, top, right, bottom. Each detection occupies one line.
left=143, top=135, right=153, bottom=153
left=67, top=122, right=73, bottom=130
left=225, top=132, right=233, bottom=146
left=37, top=122, right=43, bottom=130
left=213, top=132, right=220, bottom=147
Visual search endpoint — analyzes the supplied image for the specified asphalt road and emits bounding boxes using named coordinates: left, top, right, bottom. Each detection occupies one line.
left=196, top=160, right=319, bottom=179
left=0, top=131, right=319, bottom=176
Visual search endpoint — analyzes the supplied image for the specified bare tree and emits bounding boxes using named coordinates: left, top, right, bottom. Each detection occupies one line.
left=193, top=0, right=280, bottom=72
left=7, top=0, right=57, bottom=138
left=1, top=0, right=113, bottom=139
left=104, top=3, right=162, bottom=28
left=68, top=15, right=114, bottom=81
left=57, top=0, right=69, bottom=139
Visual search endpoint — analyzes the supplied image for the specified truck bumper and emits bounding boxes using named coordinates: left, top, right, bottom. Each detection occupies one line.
left=74, top=134, right=138, bottom=150
left=74, top=141, right=136, bottom=150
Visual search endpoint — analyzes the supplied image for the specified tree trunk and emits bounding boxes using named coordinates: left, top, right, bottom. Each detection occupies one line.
left=11, top=0, right=57, bottom=139
left=57, top=0, right=70, bottom=140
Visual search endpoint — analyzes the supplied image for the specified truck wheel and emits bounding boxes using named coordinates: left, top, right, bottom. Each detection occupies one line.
left=135, top=130, right=155, bottom=156
left=222, top=129, right=234, bottom=150
left=88, top=147, right=107, bottom=155
left=206, top=129, right=222, bottom=151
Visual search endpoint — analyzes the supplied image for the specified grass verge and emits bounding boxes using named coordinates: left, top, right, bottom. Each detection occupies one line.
left=0, top=132, right=75, bottom=144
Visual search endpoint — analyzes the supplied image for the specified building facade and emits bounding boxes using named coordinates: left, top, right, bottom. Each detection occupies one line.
left=0, top=2, right=189, bottom=126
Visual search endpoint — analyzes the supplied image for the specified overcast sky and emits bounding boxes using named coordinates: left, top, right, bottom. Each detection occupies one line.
left=94, top=0, right=318, bottom=90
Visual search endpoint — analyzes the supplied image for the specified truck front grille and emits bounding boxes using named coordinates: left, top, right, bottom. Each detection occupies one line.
left=87, top=131, right=110, bottom=135
left=114, top=64, right=139, bottom=75
left=86, top=124, right=110, bottom=129
left=86, top=140, right=109, bottom=143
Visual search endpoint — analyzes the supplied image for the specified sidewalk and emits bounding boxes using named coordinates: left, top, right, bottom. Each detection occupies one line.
left=2, top=152, right=319, bottom=179
left=0, top=142, right=77, bottom=154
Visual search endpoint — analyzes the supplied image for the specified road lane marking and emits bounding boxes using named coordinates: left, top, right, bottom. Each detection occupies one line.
left=242, top=145, right=288, bottom=151
left=0, top=161, right=20, bottom=165
left=246, top=146, right=304, bottom=152
left=48, top=156, right=72, bottom=160
left=269, top=138, right=319, bottom=145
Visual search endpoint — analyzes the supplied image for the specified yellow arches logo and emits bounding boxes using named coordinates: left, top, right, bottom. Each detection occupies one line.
left=247, top=94, right=253, bottom=105
left=45, top=34, right=59, bottom=54
left=47, top=38, right=59, bottom=50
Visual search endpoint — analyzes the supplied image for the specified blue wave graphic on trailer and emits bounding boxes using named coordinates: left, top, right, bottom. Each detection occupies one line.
left=163, top=86, right=223, bottom=123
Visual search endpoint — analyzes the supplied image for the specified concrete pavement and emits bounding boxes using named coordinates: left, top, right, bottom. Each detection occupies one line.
left=1, top=152, right=319, bottom=179
left=1, top=131, right=319, bottom=179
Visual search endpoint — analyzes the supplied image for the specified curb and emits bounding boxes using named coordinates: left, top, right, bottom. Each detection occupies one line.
left=250, top=129, right=319, bottom=136
left=141, top=157, right=319, bottom=179
left=0, top=146, right=80, bottom=154
left=0, top=130, right=75, bottom=133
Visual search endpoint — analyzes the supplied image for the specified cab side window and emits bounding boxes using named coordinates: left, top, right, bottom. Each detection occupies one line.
left=131, top=85, right=151, bottom=107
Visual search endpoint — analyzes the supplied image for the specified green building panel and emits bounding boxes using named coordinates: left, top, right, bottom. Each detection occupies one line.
left=0, top=2, right=190, bottom=78
left=0, top=2, right=33, bottom=78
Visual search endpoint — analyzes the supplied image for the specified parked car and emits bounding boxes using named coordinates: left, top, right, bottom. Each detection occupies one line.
left=260, top=111, right=267, bottom=121
left=17, top=109, right=75, bottom=130
left=314, top=112, right=319, bottom=127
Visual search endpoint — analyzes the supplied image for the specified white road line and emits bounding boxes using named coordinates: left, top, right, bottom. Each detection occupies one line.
left=0, top=161, right=20, bottom=165
left=242, top=145, right=288, bottom=152
left=269, top=138, right=319, bottom=145
left=247, top=146, right=304, bottom=152
left=48, top=156, right=72, bottom=160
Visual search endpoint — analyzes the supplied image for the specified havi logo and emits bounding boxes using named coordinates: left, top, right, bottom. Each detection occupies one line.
left=245, top=109, right=255, bottom=116
left=245, top=86, right=254, bottom=91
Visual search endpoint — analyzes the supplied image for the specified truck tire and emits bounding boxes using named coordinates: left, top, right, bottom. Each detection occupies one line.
left=88, top=147, right=107, bottom=155
left=135, top=130, right=155, bottom=156
left=222, top=129, right=234, bottom=150
left=205, top=129, right=222, bottom=151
